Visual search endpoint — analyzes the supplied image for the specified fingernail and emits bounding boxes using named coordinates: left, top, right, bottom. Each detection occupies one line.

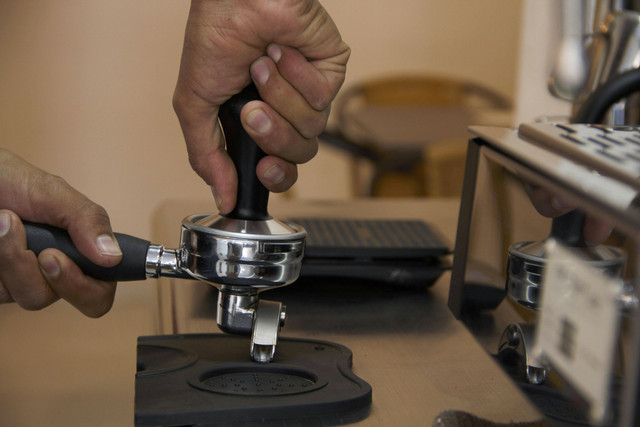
left=267, top=44, right=282, bottom=63
left=211, top=186, right=222, bottom=210
left=96, top=234, right=122, bottom=257
left=251, top=60, right=270, bottom=86
left=39, top=253, right=60, bottom=279
left=263, top=164, right=285, bottom=185
left=0, top=213, right=10, bottom=237
left=246, top=108, right=272, bottom=134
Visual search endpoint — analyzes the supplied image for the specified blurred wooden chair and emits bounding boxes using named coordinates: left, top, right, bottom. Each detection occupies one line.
left=321, top=75, right=512, bottom=198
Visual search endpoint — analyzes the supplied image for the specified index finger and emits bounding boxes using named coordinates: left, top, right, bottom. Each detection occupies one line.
left=172, top=91, right=238, bottom=213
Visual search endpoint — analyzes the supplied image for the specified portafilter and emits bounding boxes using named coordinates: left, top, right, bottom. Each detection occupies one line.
left=506, top=210, right=626, bottom=310
left=23, top=84, right=306, bottom=363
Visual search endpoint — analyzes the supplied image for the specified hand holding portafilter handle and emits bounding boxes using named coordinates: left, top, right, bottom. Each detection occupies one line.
left=24, top=222, right=152, bottom=282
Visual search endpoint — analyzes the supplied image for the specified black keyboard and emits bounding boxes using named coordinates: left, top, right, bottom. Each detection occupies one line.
left=286, top=218, right=451, bottom=287
left=288, top=217, right=450, bottom=259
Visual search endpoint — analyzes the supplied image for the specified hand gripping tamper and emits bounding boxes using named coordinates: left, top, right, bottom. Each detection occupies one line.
left=23, top=84, right=306, bottom=363
left=179, top=84, right=306, bottom=362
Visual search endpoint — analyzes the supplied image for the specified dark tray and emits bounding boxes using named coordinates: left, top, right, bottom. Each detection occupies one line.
left=135, top=334, right=372, bottom=426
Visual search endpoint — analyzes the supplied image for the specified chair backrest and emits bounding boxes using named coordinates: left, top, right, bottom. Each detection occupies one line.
left=334, top=75, right=512, bottom=124
left=332, top=75, right=512, bottom=145
left=322, top=74, right=513, bottom=198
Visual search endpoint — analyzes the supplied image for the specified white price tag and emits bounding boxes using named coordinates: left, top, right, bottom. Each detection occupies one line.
left=533, top=240, right=623, bottom=422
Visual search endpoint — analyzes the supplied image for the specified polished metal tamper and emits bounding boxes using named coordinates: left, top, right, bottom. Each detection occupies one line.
left=23, top=84, right=306, bottom=363
left=179, top=84, right=306, bottom=362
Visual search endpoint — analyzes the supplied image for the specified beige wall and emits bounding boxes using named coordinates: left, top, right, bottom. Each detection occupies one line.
left=0, top=0, right=523, bottom=240
left=513, top=0, right=572, bottom=124
left=0, top=0, right=200, bottom=239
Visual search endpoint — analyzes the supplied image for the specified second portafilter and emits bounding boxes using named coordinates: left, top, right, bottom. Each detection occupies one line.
left=506, top=210, right=625, bottom=310
left=499, top=210, right=625, bottom=384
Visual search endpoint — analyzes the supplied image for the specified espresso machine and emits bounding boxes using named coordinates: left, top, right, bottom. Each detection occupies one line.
left=448, top=1, right=640, bottom=425
left=549, top=0, right=640, bottom=123
left=499, top=0, right=640, bottom=382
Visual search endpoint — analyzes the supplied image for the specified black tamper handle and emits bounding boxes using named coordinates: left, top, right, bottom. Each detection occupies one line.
left=219, top=83, right=271, bottom=221
left=550, top=210, right=587, bottom=247
left=24, top=222, right=150, bottom=282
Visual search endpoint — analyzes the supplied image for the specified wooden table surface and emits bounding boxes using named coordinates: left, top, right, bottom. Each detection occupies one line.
left=0, top=198, right=541, bottom=426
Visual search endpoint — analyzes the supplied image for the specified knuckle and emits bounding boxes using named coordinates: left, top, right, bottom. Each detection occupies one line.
left=188, top=154, right=209, bottom=181
left=172, top=90, right=185, bottom=116
left=309, top=95, right=330, bottom=112
left=300, top=115, right=328, bottom=140
left=68, top=200, right=112, bottom=234
left=85, top=285, right=116, bottom=318
left=303, top=138, right=319, bottom=163
left=80, top=201, right=110, bottom=224
left=35, top=172, right=71, bottom=198
left=17, top=289, right=53, bottom=311
left=308, top=85, right=336, bottom=111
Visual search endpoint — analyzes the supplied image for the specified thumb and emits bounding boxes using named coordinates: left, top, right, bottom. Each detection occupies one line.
left=0, top=150, right=122, bottom=267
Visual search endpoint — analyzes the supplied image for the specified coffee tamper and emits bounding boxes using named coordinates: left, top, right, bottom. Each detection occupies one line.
left=23, top=84, right=306, bottom=363
left=178, top=84, right=306, bottom=362
left=499, top=210, right=626, bottom=383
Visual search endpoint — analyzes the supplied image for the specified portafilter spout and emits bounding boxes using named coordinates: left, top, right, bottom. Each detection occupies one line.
left=23, top=84, right=306, bottom=363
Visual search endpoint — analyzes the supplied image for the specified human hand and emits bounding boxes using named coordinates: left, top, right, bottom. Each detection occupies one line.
left=0, top=149, right=122, bottom=317
left=526, top=184, right=613, bottom=245
left=173, top=0, right=350, bottom=213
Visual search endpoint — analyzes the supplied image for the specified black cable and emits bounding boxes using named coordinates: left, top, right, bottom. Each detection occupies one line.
left=572, top=67, right=640, bottom=124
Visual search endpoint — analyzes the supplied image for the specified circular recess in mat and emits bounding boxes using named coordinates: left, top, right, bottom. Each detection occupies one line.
left=189, top=365, right=327, bottom=396
left=136, top=345, right=198, bottom=377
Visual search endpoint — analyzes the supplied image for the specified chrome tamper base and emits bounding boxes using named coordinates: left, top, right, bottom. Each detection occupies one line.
left=177, top=83, right=307, bottom=363
left=180, top=214, right=306, bottom=288
left=506, top=239, right=625, bottom=309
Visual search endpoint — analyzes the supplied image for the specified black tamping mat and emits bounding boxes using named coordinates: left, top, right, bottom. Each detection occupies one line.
left=134, top=334, right=372, bottom=426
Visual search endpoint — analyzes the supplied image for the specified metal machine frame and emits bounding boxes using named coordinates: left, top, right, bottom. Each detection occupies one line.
left=448, top=126, right=640, bottom=426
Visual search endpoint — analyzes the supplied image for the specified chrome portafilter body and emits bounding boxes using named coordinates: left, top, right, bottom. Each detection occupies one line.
left=179, top=212, right=306, bottom=363
left=180, top=213, right=306, bottom=289
left=506, top=239, right=626, bottom=309
left=505, top=211, right=627, bottom=310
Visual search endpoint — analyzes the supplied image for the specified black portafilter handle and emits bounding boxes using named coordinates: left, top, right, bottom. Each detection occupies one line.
left=550, top=210, right=587, bottom=247
left=219, top=83, right=271, bottom=221
left=24, top=221, right=150, bottom=282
